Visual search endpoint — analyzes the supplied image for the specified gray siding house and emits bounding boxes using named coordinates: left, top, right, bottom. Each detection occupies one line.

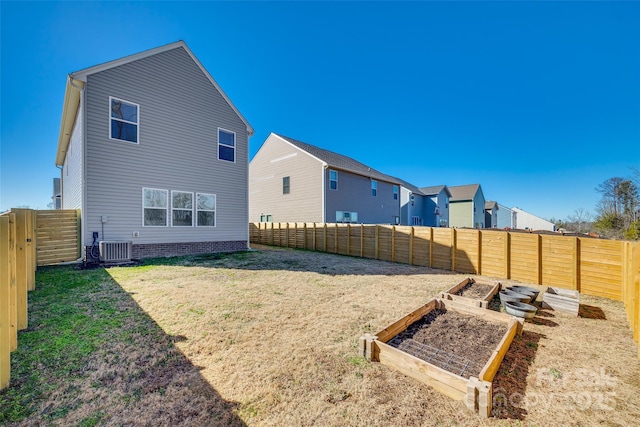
left=420, top=185, right=452, bottom=227
left=55, top=41, right=253, bottom=260
left=249, top=133, right=401, bottom=224
left=449, top=184, right=486, bottom=228
left=485, top=201, right=499, bottom=228
left=395, top=179, right=427, bottom=226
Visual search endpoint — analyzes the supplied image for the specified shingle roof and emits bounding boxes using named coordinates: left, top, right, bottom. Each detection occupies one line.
left=419, top=185, right=452, bottom=197
left=449, top=184, right=481, bottom=201
left=274, top=133, right=402, bottom=185
left=485, top=200, right=498, bottom=210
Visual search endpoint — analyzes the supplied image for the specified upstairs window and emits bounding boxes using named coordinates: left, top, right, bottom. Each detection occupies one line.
left=143, top=188, right=167, bottom=226
left=196, top=193, right=216, bottom=227
left=172, top=191, right=193, bottom=226
left=110, top=97, right=139, bottom=143
left=329, top=170, right=338, bottom=190
left=218, top=128, right=235, bottom=162
left=283, top=176, right=290, bottom=194
left=393, top=185, right=399, bottom=200
left=371, top=180, right=377, bottom=196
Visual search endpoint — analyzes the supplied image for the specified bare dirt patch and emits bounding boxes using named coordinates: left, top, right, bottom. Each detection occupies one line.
left=4, top=245, right=640, bottom=427
left=389, top=309, right=508, bottom=378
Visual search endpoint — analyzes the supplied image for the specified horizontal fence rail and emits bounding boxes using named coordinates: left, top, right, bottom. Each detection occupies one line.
left=251, top=222, right=640, bottom=358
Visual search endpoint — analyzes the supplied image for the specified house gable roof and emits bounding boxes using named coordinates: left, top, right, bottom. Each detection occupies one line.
left=419, top=185, right=452, bottom=198
left=449, top=184, right=481, bottom=202
left=273, top=133, right=402, bottom=185
left=485, top=200, right=498, bottom=210
left=56, top=40, right=253, bottom=166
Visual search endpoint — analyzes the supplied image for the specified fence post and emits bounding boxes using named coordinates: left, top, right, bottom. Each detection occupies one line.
left=347, top=224, right=351, bottom=255
left=451, top=228, right=457, bottom=272
left=25, top=209, right=35, bottom=291
left=477, top=230, right=482, bottom=275
left=537, top=234, right=543, bottom=285
left=323, top=223, right=327, bottom=253
left=360, top=224, right=364, bottom=257
left=505, top=232, right=511, bottom=279
left=375, top=226, right=380, bottom=260
left=12, top=209, right=27, bottom=331
left=574, top=237, right=580, bottom=292
left=409, top=227, right=414, bottom=265
left=429, top=227, right=434, bottom=268
left=334, top=223, right=338, bottom=253
left=391, top=226, right=396, bottom=263
left=0, top=216, right=10, bottom=390
left=8, top=213, right=17, bottom=351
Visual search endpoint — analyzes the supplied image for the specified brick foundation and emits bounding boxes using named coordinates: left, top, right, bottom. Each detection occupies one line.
left=85, top=240, right=248, bottom=261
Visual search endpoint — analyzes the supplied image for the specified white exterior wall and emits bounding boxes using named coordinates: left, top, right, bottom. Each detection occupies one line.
left=61, top=94, right=84, bottom=210
left=512, top=207, right=555, bottom=231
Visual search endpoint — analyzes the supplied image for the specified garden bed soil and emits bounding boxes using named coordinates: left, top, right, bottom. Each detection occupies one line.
left=388, top=309, right=508, bottom=378
left=455, top=282, right=496, bottom=300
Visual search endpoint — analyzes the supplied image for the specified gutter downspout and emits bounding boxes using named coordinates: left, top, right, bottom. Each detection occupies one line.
left=322, top=164, right=327, bottom=223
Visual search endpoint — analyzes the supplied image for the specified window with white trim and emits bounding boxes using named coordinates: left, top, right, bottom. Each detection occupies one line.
left=218, top=128, right=235, bottom=162
left=371, top=180, right=377, bottom=196
left=110, top=97, right=139, bottom=143
left=393, top=185, right=399, bottom=200
left=260, top=214, right=273, bottom=222
left=143, top=188, right=168, bottom=226
left=196, top=193, right=216, bottom=227
left=329, top=170, right=338, bottom=190
left=171, top=191, right=193, bottom=226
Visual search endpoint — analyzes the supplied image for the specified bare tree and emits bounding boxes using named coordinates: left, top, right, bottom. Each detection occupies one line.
left=567, top=208, right=592, bottom=233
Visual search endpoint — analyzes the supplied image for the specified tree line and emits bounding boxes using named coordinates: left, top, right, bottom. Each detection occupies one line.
left=553, top=168, right=639, bottom=240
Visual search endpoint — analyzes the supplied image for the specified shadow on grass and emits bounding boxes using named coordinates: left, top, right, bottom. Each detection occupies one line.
left=0, top=266, right=244, bottom=426
left=491, top=330, right=545, bottom=420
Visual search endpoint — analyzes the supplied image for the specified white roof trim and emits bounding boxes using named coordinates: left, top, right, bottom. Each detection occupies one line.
left=70, top=40, right=253, bottom=135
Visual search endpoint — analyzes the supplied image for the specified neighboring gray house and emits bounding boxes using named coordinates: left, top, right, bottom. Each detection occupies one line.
left=52, top=178, right=61, bottom=210
left=484, top=201, right=498, bottom=228
left=420, top=185, right=452, bottom=228
left=496, top=203, right=516, bottom=229
left=249, top=133, right=401, bottom=224
left=55, top=41, right=253, bottom=260
left=394, top=178, right=427, bottom=226
left=448, top=184, right=486, bottom=228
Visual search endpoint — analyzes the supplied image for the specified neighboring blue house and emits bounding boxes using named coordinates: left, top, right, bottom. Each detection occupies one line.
left=420, top=185, right=452, bottom=228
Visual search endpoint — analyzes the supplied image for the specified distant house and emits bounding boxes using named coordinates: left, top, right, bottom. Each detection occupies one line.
left=512, top=207, right=555, bottom=231
left=496, top=203, right=516, bottom=229
left=484, top=201, right=498, bottom=228
left=249, top=133, right=401, bottom=224
left=394, top=178, right=427, bottom=226
left=52, top=178, right=61, bottom=210
left=448, top=184, right=486, bottom=228
left=420, top=185, right=452, bottom=227
left=55, top=41, right=253, bottom=260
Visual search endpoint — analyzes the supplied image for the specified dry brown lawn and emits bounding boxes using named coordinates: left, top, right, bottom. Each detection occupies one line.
left=8, top=245, right=640, bottom=426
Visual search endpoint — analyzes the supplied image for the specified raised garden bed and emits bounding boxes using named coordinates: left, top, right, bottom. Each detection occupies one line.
left=360, top=298, right=522, bottom=417
left=439, top=278, right=501, bottom=308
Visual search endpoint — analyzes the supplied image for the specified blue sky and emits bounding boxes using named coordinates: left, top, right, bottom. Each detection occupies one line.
left=1, top=1, right=638, bottom=221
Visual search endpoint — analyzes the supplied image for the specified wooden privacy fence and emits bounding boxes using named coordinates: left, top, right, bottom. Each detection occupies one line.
left=250, top=222, right=640, bottom=357
left=36, top=209, right=81, bottom=266
left=1, top=208, right=81, bottom=390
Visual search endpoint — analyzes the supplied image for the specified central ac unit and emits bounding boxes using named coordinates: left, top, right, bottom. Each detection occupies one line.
left=99, top=241, right=132, bottom=262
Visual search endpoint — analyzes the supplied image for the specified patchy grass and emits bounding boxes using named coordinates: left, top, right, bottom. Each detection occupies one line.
left=2, top=245, right=639, bottom=426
